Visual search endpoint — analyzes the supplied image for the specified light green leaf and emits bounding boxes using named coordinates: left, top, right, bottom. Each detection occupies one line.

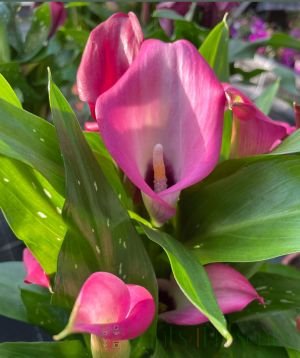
left=180, top=155, right=300, bottom=263
left=0, top=73, right=22, bottom=108
left=0, top=341, right=89, bottom=358
left=0, top=157, right=65, bottom=273
left=199, top=16, right=229, bottom=81
left=272, top=129, right=300, bottom=155
left=152, top=9, right=185, bottom=21
left=255, top=79, right=280, bottom=115
left=142, top=225, right=232, bottom=347
left=48, top=73, right=157, bottom=354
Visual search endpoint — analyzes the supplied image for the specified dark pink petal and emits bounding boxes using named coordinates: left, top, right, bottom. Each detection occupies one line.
left=223, top=84, right=289, bottom=157
left=54, top=272, right=155, bottom=341
left=97, top=39, right=225, bottom=225
left=23, top=248, right=50, bottom=289
left=159, top=263, right=263, bottom=325
left=77, top=12, right=143, bottom=111
left=49, top=2, right=67, bottom=38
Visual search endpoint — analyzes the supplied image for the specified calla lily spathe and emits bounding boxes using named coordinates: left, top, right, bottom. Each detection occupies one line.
left=96, top=39, right=225, bottom=225
left=77, top=12, right=143, bottom=122
left=54, top=272, right=155, bottom=358
left=159, top=263, right=263, bottom=325
left=23, top=248, right=50, bottom=289
left=223, top=84, right=293, bottom=157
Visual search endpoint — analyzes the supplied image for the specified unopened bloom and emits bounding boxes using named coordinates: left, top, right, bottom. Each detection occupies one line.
left=159, top=264, right=263, bottom=325
left=23, top=248, right=50, bottom=289
left=77, top=12, right=143, bottom=126
left=96, top=39, right=225, bottom=225
left=54, top=272, right=155, bottom=358
left=223, top=84, right=293, bottom=157
left=156, top=2, right=191, bottom=36
left=49, top=2, right=67, bottom=38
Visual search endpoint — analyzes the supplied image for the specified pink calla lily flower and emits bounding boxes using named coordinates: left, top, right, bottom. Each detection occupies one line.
left=159, top=263, right=263, bottom=325
left=23, top=248, right=50, bottom=289
left=54, top=272, right=155, bottom=356
left=96, top=39, right=225, bottom=225
left=223, top=84, right=294, bottom=157
left=77, top=12, right=143, bottom=125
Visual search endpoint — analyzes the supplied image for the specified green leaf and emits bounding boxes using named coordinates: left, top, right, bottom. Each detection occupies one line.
left=142, top=225, right=232, bottom=347
left=0, top=341, right=88, bottom=358
left=217, top=326, right=288, bottom=358
left=0, top=20, right=10, bottom=63
left=21, top=3, right=51, bottom=61
left=231, top=272, right=300, bottom=322
left=272, top=129, right=300, bottom=155
left=0, top=98, right=65, bottom=196
left=48, top=73, right=157, bottom=354
left=152, top=9, right=185, bottom=21
left=255, top=80, right=280, bottom=115
left=0, top=73, right=22, bottom=108
left=0, top=261, right=67, bottom=333
left=173, top=21, right=208, bottom=48
left=287, top=348, right=300, bottom=358
left=199, top=16, right=229, bottom=81
left=229, top=32, right=300, bottom=62
left=220, top=110, right=233, bottom=161
left=238, top=310, right=300, bottom=351
left=0, top=157, right=65, bottom=273
left=259, top=263, right=300, bottom=280
left=179, top=155, right=300, bottom=263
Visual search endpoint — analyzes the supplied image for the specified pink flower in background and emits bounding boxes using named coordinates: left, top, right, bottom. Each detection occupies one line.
left=223, top=84, right=292, bottom=157
left=49, top=2, right=67, bottom=38
left=248, top=17, right=269, bottom=42
left=96, top=39, right=225, bottom=225
left=54, top=272, right=155, bottom=356
left=77, top=12, right=143, bottom=130
left=156, top=2, right=191, bottom=36
left=159, top=264, right=263, bottom=325
left=280, top=28, right=300, bottom=75
left=23, top=248, right=50, bottom=289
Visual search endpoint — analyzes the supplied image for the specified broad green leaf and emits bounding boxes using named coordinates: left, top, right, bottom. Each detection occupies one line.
left=0, top=73, right=22, bottom=108
left=152, top=9, right=185, bottom=21
left=0, top=341, right=88, bottom=358
left=260, top=263, right=300, bottom=280
left=48, top=74, right=157, bottom=354
left=0, top=157, right=65, bottom=273
left=0, top=98, right=65, bottom=196
left=231, top=272, right=300, bottom=322
left=217, top=327, right=288, bottom=358
left=0, top=262, right=67, bottom=333
left=0, top=261, right=28, bottom=322
left=180, top=155, right=300, bottom=263
left=199, top=17, right=229, bottom=81
left=21, top=3, right=51, bottom=61
left=272, top=129, right=300, bottom=155
left=142, top=225, right=232, bottom=347
left=255, top=79, right=280, bottom=115
left=238, top=310, right=300, bottom=351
